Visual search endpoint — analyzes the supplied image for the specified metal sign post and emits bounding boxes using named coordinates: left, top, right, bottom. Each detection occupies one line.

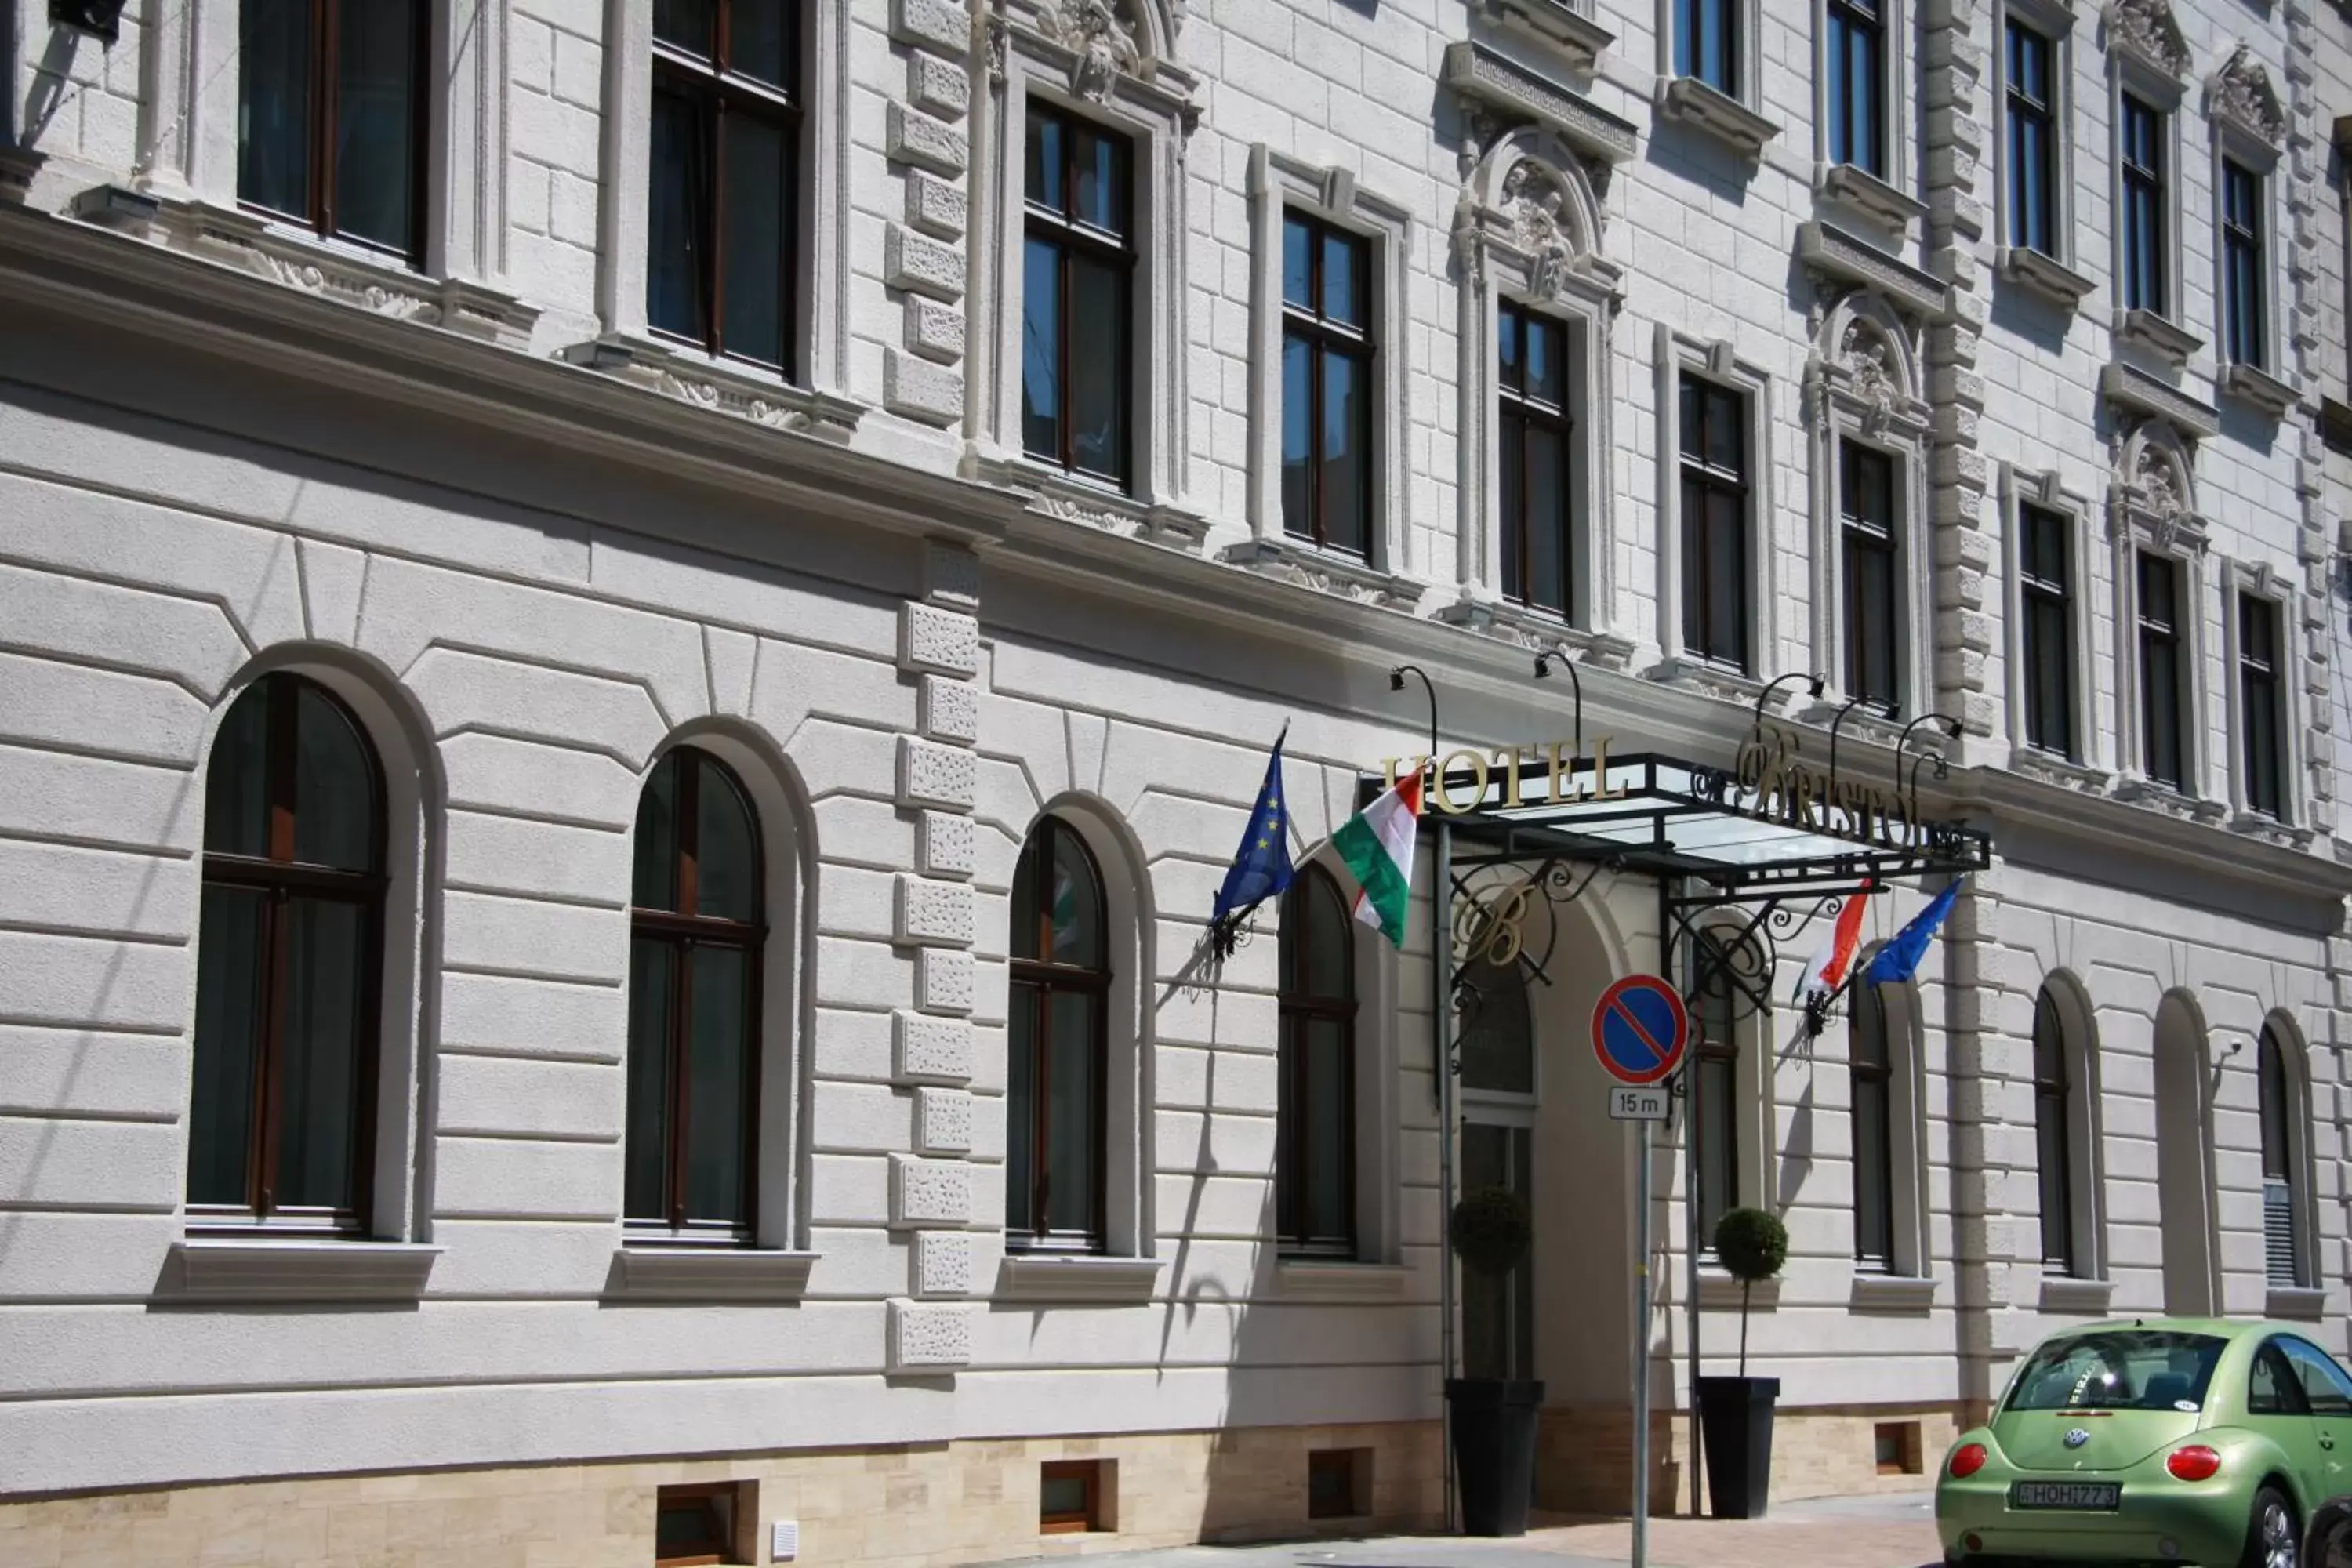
left=1591, top=975, right=1687, bottom=1568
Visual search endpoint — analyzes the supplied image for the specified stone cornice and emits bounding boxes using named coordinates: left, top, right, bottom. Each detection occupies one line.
left=2100, top=360, right=2223, bottom=438
left=1797, top=221, right=1949, bottom=318
left=1441, top=42, right=1639, bottom=164
left=1472, top=0, right=1614, bottom=75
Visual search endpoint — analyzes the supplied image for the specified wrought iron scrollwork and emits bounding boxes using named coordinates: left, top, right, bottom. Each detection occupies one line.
left=1442, top=850, right=1624, bottom=1076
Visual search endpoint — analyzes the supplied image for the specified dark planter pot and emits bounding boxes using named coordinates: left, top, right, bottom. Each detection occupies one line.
left=1444, top=1377, right=1544, bottom=1537
left=1695, top=1374, right=1780, bottom=1519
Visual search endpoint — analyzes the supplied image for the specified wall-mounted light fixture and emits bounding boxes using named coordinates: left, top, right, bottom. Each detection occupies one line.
left=52, top=2, right=129, bottom=45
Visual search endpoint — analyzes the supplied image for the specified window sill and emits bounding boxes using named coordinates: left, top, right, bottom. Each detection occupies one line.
left=2008, top=746, right=2112, bottom=794
left=2219, top=361, right=2298, bottom=421
left=2112, top=308, right=2204, bottom=372
left=1434, top=593, right=1639, bottom=670
left=2099, top=360, right=2220, bottom=440
left=1653, top=76, right=1781, bottom=158
left=2037, top=1274, right=2115, bottom=1316
left=558, top=332, right=866, bottom=444
left=1220, top=537, right=1423, bottom=615
left=1849, top=1272, right=1939, bottom=1314
left=1472, top=0, right=1616, bottom=76
left=996, top=1253, right=1164, bottom=1304
left=1697, top=1269, right=1780, bottom=1311
left=2227, top=810, right=2312, bottom=850
left=1440, top=42, right=1639, bottom=165
left=164, top=1237, right=441, bottom=1304
left=1644, top=656, right=1767, bottom=710
left=972, top=452, right=1211, bottom=550
left=608, top=1245, right=818, bottom=1302
left=1276, top=1258, right=1414, bottom=1301
left=1997, top=247, right=2096, bottom=310
left=2266, top=1284, right=2328, bottom=1321
left=70, top=185, right=542, bottom=351
left=1798, top=220, right=1949, bottom=318
left=2113, top=774, right=2227, bottom=823
left=1814, top=162, right=1927, bottom=244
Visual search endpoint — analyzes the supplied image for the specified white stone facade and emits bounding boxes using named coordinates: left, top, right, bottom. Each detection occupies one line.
left=2, top=0, right=2349, bottom=1552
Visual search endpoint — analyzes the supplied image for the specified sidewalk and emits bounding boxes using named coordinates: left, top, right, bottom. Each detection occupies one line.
left=975, top=1492, right=1944, bottom=1568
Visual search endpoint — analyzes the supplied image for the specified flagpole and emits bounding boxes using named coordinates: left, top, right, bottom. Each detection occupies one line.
left=1434, top=810, right=1459, bottom=1535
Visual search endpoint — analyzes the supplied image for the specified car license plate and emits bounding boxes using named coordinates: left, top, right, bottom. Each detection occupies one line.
left=2011, top=1482, right=2121, bottom=1511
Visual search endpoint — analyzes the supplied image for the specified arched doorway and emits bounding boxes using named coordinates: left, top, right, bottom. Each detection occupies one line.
left=2152, top=990, right=2219, bottom=1316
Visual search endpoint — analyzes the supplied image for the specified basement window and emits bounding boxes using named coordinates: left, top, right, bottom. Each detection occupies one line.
left=655, top=1482, right=747, bottom=1566
left=1308, top=1447, right=1373, bottom=1519
left=1040, top=1459, right=1109, bottom=1534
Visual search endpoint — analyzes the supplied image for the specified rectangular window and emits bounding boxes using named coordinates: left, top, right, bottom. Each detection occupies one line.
left=1692, top=934, right=1739, bottom=1250
left=237, top=0, right=428, bottom=260
left=655, top=1483, right=742, bottom=1567
left=2120, top=94, right=2168, bottom=315
left=1826, top=0, right=1886, bottom=176
left=1281, top=212, right=1374, bottom=557
left=2240, top=593, right=2284, bottom=818
left=1675, top=0, right=1739, bottom=94
left=1679, top=376, right=1751, bottom=671
left=1850, top=985, right=1896, bottom=1271
left=2136, top=551, right=2189, bottom=791
left=2223, top=160, right=2267, bottom=370
left=1498, top=303, right=1574, bottom=620
left=2005, top=20, right=2057, bottom=255
left=2031, top=989, right=2074, bottom=1272
left=1022, top=105, right=1134, bottom=488
left=2020, top=504, right=2074, bottom=757
left=1460, top=1121, right=1534, bottom=1381
left=1039, top=1461, right=1106, bottom=1534
left=1841, top=442, right=1900, bottom=714
left=647, top=0, right=803, bottom=372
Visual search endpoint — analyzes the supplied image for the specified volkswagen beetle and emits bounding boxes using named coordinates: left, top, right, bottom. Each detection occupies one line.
left=1937, top=1319, right=2352, bottom=1567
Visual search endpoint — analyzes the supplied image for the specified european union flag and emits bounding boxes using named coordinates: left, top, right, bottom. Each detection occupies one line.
left=1211, top=727, right=1294, bottom=938
left=1860, top=878, right=1965, bottom=987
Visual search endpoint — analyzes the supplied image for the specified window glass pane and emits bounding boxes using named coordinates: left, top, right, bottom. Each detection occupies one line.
left=205, top=684, right=273, bottom=859
left=1673, top=0, right=1694, bottom=77
left=655, top=0, right=715, bottom=56
left=293, top=684, right=378, bottom=873
left=1305, top=1017, right=1350, bottom=1240
left=1281, top=334, right=1312, bottom=537
left=2036, top=1093, right=2073, bottom=1267
left=1073, top=125, right=1126, bottom=235
left=1678, top=378, right=1702, bottom=460
left=1697, top=1052, right=1736, bottom=1242
left=238, top=0, right=314, bottom=220
left=2259, top=1029, right=2291, bottom=1178
left=633, top=754, right=681, bottom=913
left=1530, top=317, right=1563, bottom=407
left=1046, top=826, right=1102, bottom=968
left=1282, top=215, right=1313, bottom=309
left=1044, top=989, right=1100, bottom=1236
left=273, top=896, right=368, bottom=1213
left=624, top=938, right=675, bottom=1220
left=1527, top=426, right=1567, bottom=615
left=1027, top=111, right=1063, bottom=211
left=1322, top=232, right=1361, bottom=328
left=1006, top=982, right=1037, bottom=1232
left=1500, top=415, right=1526, bottom=603
left=694, top=757, right=760, bottom=924
left=728, top=0, right=795, bottom=91
left=1706, top=489, right=1745, bottom=662
left=1457, top=956, right=1533, bottom=1094
left=1705, top=389, right=1742, bottom=472
left=1068, top=254, right=1129, bottom=481
left=2288, top=1341, right=2352, bottom=1416
left=1022, top=238, right=1063, bottom=462
left=1855, top=1076, right=1890, bottom=1261
left=1497, top=306, right=1520, bottom=392
left=1301, top=872, right=1352, bottom=1001
left=1827, top=13, right=1850, bottom=162
left=188, top=885, right=269, bottom=1207
left=648, top=85, right=713, bottom=343
left=684, top=944, right=751, bottom=1224
left=1320, top=348, right=1367, bottom=555
left=331, top=0, right=420, bottom=253
left=720, top=108, right=790, bottom=367
left=2145, top=637, right=2181, bottom=785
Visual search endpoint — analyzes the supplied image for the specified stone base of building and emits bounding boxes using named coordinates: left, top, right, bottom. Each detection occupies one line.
left=0, top=1422, right=1447, bottom=1568
left=1535, top=1403, right=1958, bottom=1516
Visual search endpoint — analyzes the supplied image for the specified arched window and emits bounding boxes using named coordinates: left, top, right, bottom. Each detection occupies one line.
left=626, top=747, right=765, bottom=1241
left=1277, top=866, right=1357, bottom=1256
left=2031, top=984, right=2074, bottom=1273
left=1007, top=816, right=1109, bottom=1253
left=1851, top=979, right=1895, bottom=1269
left=2259, top=1022, right=2305, bottom=1288
left=1690, top=930, right=1742, bottom=1247
left=187, top=673, right=387, bottom=1233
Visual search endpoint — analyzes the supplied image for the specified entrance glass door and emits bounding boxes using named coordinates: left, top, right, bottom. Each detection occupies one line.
left=1461, top=1120, right=1534, bottom=1381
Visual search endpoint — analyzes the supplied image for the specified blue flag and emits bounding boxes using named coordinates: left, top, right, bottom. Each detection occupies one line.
left=1860, top=879, right=1964, bottom=987
left=1212, top=729, right=1294, bottom=927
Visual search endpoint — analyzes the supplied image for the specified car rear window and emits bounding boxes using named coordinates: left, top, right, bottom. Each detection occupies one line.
left=2004, top=1330, right=2227, bottom=1413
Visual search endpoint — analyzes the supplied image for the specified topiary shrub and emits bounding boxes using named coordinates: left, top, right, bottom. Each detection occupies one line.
left=1711, top=1207, right=1788, bottom=1376
left=1450, top=1185, right=1533, bottom=1280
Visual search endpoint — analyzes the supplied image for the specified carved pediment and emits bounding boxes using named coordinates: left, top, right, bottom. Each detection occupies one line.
left=2207, top=46, right=2287, bottom=149
left=2104, top=0, right=2189, bottom=82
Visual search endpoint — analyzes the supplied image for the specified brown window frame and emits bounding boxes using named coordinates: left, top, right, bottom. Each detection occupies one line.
left=1038, top=1459, right=1103, bottom=1534
left=235, top=0, right=430, bottom=265
left=187, top=672, right=388, bottom=1238
left=1006, top=817, right=1111, bottom=1254
left=2136, top=550, right=2190, bottom=791
left=654, top=1481, right=742, bottom=1567
left=1022, top=100, right=1136, bottom=489
left=1840, top=440, right=1901, bottom=717
left=1276, top=866, right=1358, bottom=1258
left=2019, top=503, right=2074, bottom=758
left=648, top=0, right=805, bottom=372
left=1280, top=209, right=1377, bottom=557
left=1497, top=300, right=1577, bottom=621
left=2239, top=591, right=2285, bottom=819
left=1679, top=375, right=1751, bottom=672
left=1849, top=978, right=1896, bottom=1270
left=626, top=746, right=768, bottom=1245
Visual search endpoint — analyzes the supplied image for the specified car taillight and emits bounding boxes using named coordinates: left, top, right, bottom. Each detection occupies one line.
left=2166, top=1445, right=2221, bottom=1482
left=1949, top=1442, right=1988, bottom=1478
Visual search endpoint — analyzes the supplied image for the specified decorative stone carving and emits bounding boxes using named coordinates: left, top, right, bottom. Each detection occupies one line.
left=2103, top=0, right=2189, bottom=82
left=1504, top=163, right=1578, bottom=300
left=1037, top=0, right=1142, bottom=100
left=2206, top=46, right=2287, bottom=150
left=1842, top=320, right=1902, bottom=434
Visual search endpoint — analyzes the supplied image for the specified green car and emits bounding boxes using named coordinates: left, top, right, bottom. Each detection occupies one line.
left=1938, top=1319, right=2352, bottom=1567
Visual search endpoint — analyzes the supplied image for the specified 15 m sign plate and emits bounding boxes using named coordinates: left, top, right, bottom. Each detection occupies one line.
left=1607, top=1085, right=1670, bottom=1121
left=2009, top=1483, right=2120, bottom=1511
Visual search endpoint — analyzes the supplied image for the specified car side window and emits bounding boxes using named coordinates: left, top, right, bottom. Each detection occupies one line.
left=2284, top=1339, right=2352, bottom=1417
left=2251, top=1341, right=2313, bottom=1417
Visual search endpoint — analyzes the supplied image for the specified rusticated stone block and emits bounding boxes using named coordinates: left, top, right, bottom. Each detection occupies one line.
left=891, top=1153, right=971, bottom=1227
left=884, top=224, right=964, bottom=303
left=891, top=0, right=968, bottom=56
left=898, top=603, right=981, bottom=678
left=885, top=349, right=965, bottom=426
left=887, top=103, right=967, bottom=179
left=916, top=948, right=975, bottom=1014
left=895, top=873, right=975, bottom=946
left=888, top=1299, right=971, bottom=1369
left=916, top=1087, right=974, bottom=1155
left=900, top=736, right=976, bottom=814
left=895, top=1009, right=972, bottom=1083
left=920, top=674, right=978, bottom=742
left=903, top=296, right=966, bottom=364
left=907, top=54, right=971, bottom=119
left=905, top=170, right=968, bottom=239
left=914, top=1230, right=972, bottom=1296
left=920, top=811, right=976, bottom=878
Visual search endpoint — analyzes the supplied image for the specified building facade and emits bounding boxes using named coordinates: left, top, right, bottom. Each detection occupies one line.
left=2, top=0, right=2348, bottom=1564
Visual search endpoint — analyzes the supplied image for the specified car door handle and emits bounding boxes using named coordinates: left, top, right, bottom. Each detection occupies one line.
left=2321, top=1433, right=2336, bottom=1450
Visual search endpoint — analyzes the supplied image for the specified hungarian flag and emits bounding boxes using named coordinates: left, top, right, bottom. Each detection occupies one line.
left=1795, top=880, right=1875, bottom=1001
left=1333, top=771, right=1423, bottom=949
